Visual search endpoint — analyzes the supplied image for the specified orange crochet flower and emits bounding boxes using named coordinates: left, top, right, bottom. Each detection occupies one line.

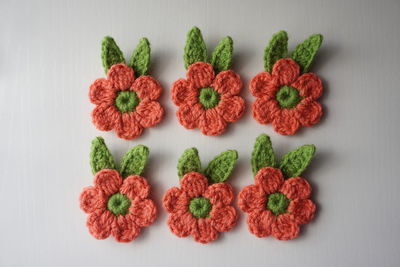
left=172, top=62, right=245, bottom=136
left=251, top=58, right=323, bottom=135
left=79, top=169, right=157, bottom=242
left=163, top=172, right=237, bottom=243
left=238, top=167, right=315, bottom=240
left=89, top=63, right=164, bottom=140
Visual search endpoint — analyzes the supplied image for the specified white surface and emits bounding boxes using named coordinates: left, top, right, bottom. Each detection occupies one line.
left=1, top=0, right=400, bottom=266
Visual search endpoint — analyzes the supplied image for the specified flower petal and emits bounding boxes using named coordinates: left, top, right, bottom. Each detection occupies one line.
left=115, top=112, right=143, bottom=140
left=237, top=185, right=266, bottom=213
left=204, top=183, right=234, bottom=206
left=120, top=175, right=150, bottom=200
left=198, top=108, right=227, bottom=136
left=247, top=210, right=275, bottom=238
left=252, top=97, right=280, bottom=124
left=129, top=198, right=157, bottom=227
left=107, top=63, right=135, bottom=90
left=89, top=78, right=115, bottom=105
left=272, top=58, right=300, bottom=86
left=87, top=209, right=115, bottom=240
left=135, top=100, right=164, bottom=128
left=210, top=206, right=237, bottom=232
left=176, top=103, right=205, bottom=129
left=167, top=211, right=196, bottom=237
left=79, top=186, right=105, bottom=214
left=250, top=72, right=278, bottom=98
left=271, top=213, right=300, bottom=240
left=111, top=215, right=140, bottom=242
left=180, top=172, right=208, bottom=198
left=296, top=99, right=322, bottom=127
left=288, top=199, right=316, bottom=224
left=217, top=96, right=245, bottom=122
left=212, top=70, right=242, bottom=96
left=272, top=108, right=301, bottom=135
left=131, top=75, right=162, bottom=100
left=186, top=62, right=215, bottom=89
left=94, top=169, right=122, bottom=196
left=171, top=79, right=198, bottom=106
left=163, top=187, right=190, bottom=213
left=191, top=218, right=219, bottom=244
left=280, top=177, right=312, bottom=200
left=291, top=73, right=323, bottom=100
left=92, top=104, right=121, bottom=131
left=255, top=167, right=284, bottom=195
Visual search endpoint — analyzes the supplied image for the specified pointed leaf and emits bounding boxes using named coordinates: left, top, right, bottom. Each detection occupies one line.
left=129, top=38, right=151, bottom=76
left=204, top=150, right=238, bottom=183
left=101, top=36, right=125, bottom=73
left=120, top=145, right=149, bottom=177
left=279, top=145, right=316, bottom=178
left=251, top=134, right=276, bottom=175
left=90, top=137, right=116, bottom=174
left=264, top=31, right=288, bottom=72
left=184, top=26, right=208, bottom=69
left=177, top=148, right=201, bottom=178
left=291, top=34, right=323, bottom=73
left=211, top=36, right=233, bottom=73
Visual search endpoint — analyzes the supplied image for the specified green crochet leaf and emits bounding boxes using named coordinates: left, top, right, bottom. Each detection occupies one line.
left=177, top=148, right=202, bottom=178
left=90, top=137, right=116, bottom=175
left=211, top=36, right=233, bottom=73
left=204, top=150, right=238, bottom=183
left=120, top=145, right=149, bottom=178
left=184, top=26, right=208, bottom=69
left=291, top=34, right=323, bottom=73
left=251, top=134, right=276, bottom=176
left=129, top=38, right=150, bottom=76
left=101, top=36, right=125, bottom=73
left=279, top=145, right=316, bottom=178
left=264, top=31, right=288, bottom=72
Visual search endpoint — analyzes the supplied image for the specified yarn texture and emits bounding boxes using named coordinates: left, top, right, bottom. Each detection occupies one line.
left=172, top=27, right=245, bottom=136
left=251, top=31, right=324, bottom=135
left=163, top=147, right=238, bottom=243
left=238, top=134, right=316, bottom=240
left=79, top=137, right=157, bottom=242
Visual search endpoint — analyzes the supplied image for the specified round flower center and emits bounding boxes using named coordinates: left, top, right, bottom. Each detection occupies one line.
left=115, top=91, right=140, bottom=113
left=189, top=197, right=212, bottom=218
left=276, top=86, right=301, bottom=108
left=199, top=87, right=220, bottom=109
left=267, top=192, right=290, bottom=215
left=107, top=193, right=131, bottom=216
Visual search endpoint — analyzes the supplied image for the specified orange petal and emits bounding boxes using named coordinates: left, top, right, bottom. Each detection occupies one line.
left=135, top=100, right=164, bottom=128
left=271, top=213, right=300, bottom=240
left=176, top=103, right=204, bottom=129
left=171, top=79, right=198, bottom=106
left=272, top=58, right=300, bottom=86
left=167, top=211, right=196, bottom=237
left=191, top=218, right=219, bottom=244
left=217, top=96, right=245, bottom=122
left=89, top=78, right=115, bottom=105
left=129, top=198, right=157, bottom=227
left=296, top=98, right=322, bottom=127
left=210, top=206, right=237, bottom=232
left=94, top=169, right=122, bottom=196
left=288, top=199, right=316, bottom=224
left=204, top=183, right=234, bottom=206
left=79, top=186, right=105, bottom=214
left=249, top=72, right=279, bottom=98
left=198, top=108, right=227, bottom=136
left=252, top=97, right=280, bottom=124
left=92, top=104, right=121, bottom=131
left=131, top=75, right=162, bottom=101
left=120, top=175, right=150, bottom=200
left=280, top=177, right=312, bottom=200
left=115, top=112, right=143, bottom=140
left=87, top=209, right=115, bottom=240
left=247, top=210, right=275, bottom=238
left=107, top=63, right=135, bottom=90
left=237, top=184, right=266, bottom=213
left=111, top=215, right=140, bottom=242
left=163, top=187, right=190, bottom=213
left=272, top=108, right=301, bottom=135
left=255, top=167, right=284, bottom=194
left=291, top=73, right=323, bottom=100
left=180, top=172, right=208, bottom=198
left=186, top=62, right=215, bottom=89
left=212, top=70, right=242, bottom=96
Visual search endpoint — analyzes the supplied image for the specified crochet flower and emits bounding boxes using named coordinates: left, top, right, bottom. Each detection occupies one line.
left=90, top=63, right=164, bottom=139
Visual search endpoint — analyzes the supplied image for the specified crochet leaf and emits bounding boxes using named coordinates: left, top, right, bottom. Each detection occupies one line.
left=251, top=134, right=276, bottom=176
left=90, top=137, right=116, bottom=175
left=101, top=36, right=125, bottom=73
left=291, top=34, right=323, bottom=73
left=184, top=26, right=208, bottom=69
left=279, top=145, right=316, bottom=178
left=204, top=150, right=238, bottom=183
left=211, top=36, right=233, bottom=73
left=178, top=148, right=202, bottom=178
left=120, top=145, right=149, bottom=178
left=264, top=31, right=288, bottom=72
left=129, top=38, right=150, bottom=76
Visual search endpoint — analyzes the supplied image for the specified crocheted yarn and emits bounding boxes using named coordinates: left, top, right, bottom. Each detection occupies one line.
left=172, top=27, right=245, bottom=136
left=163, top=148, right=238, bottom=243
left=238, top=134, right=316, bottom=240
left=251, top=31, right=324, bottom=135
left=79, top=137, right=157, bottom=242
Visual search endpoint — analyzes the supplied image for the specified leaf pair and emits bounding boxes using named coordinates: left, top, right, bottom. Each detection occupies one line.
left=101, top=36, right=151, bottom=76
left=90, top=137, right=149, bottom=178
left=184, top=26, right=233, bottom=73
left=178, top=148, right=238, bottom=184
left=264, top=31, right=323, bottom=73
left=251, top=134, right=315, bottom=178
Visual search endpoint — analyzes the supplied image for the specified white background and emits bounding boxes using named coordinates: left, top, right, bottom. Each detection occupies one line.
left=1, top=0, right=399, bottom=266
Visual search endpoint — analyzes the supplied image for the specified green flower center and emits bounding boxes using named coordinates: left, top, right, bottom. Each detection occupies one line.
left=199, top=87, right=220, bottom=109
left=115, top=91, right=140, bottom=113
left=276, top=86, right=301, bottom=108
left=189, top=197, right=212, bottom=218
left=267, top=192, right=290, bottom=215
left=107, top=193, right=131, bottom=216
